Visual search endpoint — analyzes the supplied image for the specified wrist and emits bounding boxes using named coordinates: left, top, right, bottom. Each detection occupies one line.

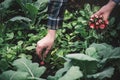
left=46, top=29, right=56, bottom=39
left=109, top=0, right=116, bottom=7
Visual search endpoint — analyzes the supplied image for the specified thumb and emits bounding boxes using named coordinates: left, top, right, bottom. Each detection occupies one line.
left=43, top=47, right=51, bottom=58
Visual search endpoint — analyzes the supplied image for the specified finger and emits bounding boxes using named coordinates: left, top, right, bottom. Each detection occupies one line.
left=36, top=47, right=42, bottom=59
left=36, top=45, right=43, bottom=59
left=43, top=47, right=51, bottom=58
left=91, top=14, right=95, bottom=18
left=91, top=11, right=102, bottom=18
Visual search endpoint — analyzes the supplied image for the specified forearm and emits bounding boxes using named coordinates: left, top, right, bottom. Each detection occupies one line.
left=47, top=0, right=68, bottom=30
left=108, top=0, right=116, bottom=9
left=103, top=0, right=117, bottom=14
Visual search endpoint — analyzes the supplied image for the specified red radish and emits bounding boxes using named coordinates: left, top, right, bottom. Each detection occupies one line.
left=98, top=19, right=103, bottom=23
left=90, top=18, right=94, bottom=22
left=94, top=15, right=99, bottom=18
left=95, top=26, right=99, bottom=29
left=95, top=22, right=99, bottom=25
left=40, top=61, right=45, bottom=65
left=90, top=24, right=95, bottom=29
left=99, top=24, right=106, bottom=29
left=105, top=20, right=109, bottom=25
left=89, top=14, right=108, bottom=30
left=99, top=15, right=103, bottom=18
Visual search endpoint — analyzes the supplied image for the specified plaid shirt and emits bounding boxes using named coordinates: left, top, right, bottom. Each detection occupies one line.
left=113, top=0, right=120, bottom=3
left=47, top=0, right=68, bottom=30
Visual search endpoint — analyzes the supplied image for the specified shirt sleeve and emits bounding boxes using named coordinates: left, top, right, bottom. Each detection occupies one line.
left=113, top=0, right=120, bottom=4
left=47, top=0, right=68, bottom=30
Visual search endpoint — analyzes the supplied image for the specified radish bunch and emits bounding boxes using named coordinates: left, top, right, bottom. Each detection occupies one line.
left=89, top=15, right=109, bottom=29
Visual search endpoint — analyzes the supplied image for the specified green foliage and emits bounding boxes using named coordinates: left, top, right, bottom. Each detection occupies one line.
left=0, top=70, right=29, bottom=80
left=59, top=66, right=83, bottom=80
left=0, top=0, right=13, bottom=8
left=48, top=43, right=120, bottom=80
left=86, top=43, right=120, bottom=79
left=0, top=0, right=48, bottom=73
left=0, top=58, right=46, bottom=80
left=9, top=16, right=31, bottom=22
left=13, top=58, right=46, bottom=78
left=87, top=67, right=114, bottom=79
left=47, top=63, right=83, bottom=80
left=0, top=59, right=9, bottom=71
left=66, top=53, right=98, bottom=61
left=15, top=0, right=48, bottom=24
left=0, top=0, right=120, bottom=80
left=66, top=53, right=98, bottom=78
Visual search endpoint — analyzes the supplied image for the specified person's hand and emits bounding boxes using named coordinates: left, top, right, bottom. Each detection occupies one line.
left=36, top=30, right=56, bottom=59
left=91, top=0, right=116, bottom=21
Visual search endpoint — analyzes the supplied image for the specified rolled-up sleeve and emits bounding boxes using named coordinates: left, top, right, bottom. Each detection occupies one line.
left=113, top=0, right=120, bottom=4
left=47, top=0, right=68, bottom=30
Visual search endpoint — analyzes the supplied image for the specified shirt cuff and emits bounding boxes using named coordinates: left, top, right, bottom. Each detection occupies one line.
left=113, top=0, right=120, bottom=4
left=47, top=17, right=63, bottom=30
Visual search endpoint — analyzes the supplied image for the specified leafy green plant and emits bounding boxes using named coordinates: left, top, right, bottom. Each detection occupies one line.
left=0, top=0, right=48, bottom=74
left=56, top=43, right=120, bottom=80
left=48, top=63, right=83, bottom=80
left=46, top=43, right=120, bottom=80
left=0, top=58, right=46, bottom=80
left=15, top=0, right=48, bottom=25
left=0, top=0, right=120, bottom=79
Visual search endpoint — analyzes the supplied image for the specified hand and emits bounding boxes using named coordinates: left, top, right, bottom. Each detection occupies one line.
left=36, top=30, right=56, bottom=59
left=91, top=0, right=116, bottom=21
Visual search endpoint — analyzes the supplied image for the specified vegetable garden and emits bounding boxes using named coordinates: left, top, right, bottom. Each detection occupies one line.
left=0, top=0, right=120, bottom=80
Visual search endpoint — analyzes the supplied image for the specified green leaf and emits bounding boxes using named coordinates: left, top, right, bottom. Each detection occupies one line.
left=106, top=47, right=120, bottom=58
left=0, top=70, right=29, bottom=80
left=66, top=54, right=98, bottom=74
left=17, top=41, right=23, bottom=46
left=85, top=47, right=99, bottom=59
left=12, top=58, right=46, bottom=78
left=66, top=53, right=98, bottom=61
left=25, top=3, right=38, bottom=20
left=92, top=5, right=100, bottom=12
left=84, top=4, right=91, bottom=11
left=0, top=0, right=13, bottom=8
left=34, top=0, right=48, bottom=10
left=90, top=43, right=107, bottom=51
left=18, top=54, right=32, bottom=60
left=101, top=47, right=120, bottom=63
left=87, top=67, right=114, bottom=79
left=6, top=32, right=14, bottom=40
left=89, top=43, right=113, bottom=59
left=84, top=4, right=92, bottom=16
left=110, top=30, right=117, bottom=37
left=109, top=17, right=115, bottom=26
left=90, top=43, right=120, bottom=61
left=56, top=61, right=71, bottom=77
left=0, top=59, right=9, bottom=71
left=47, top=61, right=71, bottom=80
left=59, top=66, right=83, bottom=80
left=26, top=45, right=35, bottom=51
left=9, top=16, right=31, bottom=22
left=0, top=38, right=4, bottom=43
left=79, top=10, right=85, bottom=17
